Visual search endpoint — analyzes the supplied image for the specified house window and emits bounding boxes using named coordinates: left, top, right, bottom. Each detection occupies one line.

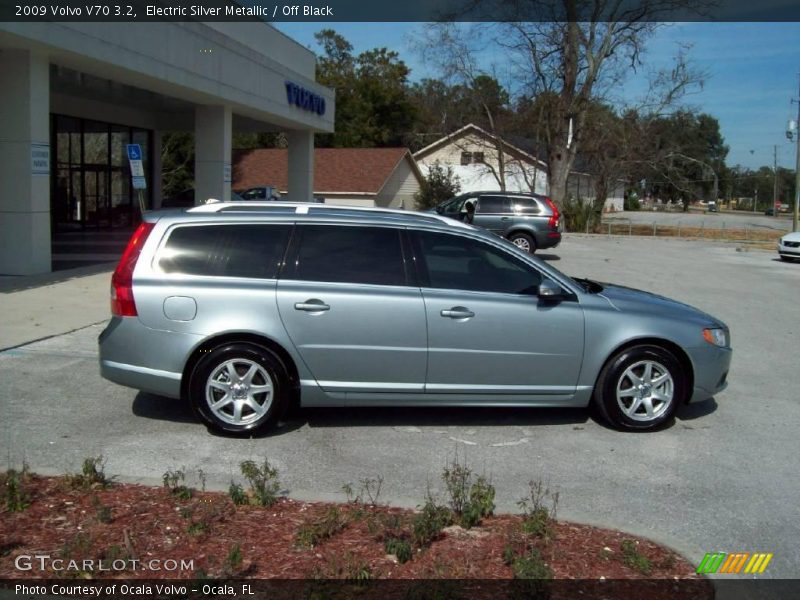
left=460, top=151, right=472, bottom=165
left=473, top=152, right=485, bottom=163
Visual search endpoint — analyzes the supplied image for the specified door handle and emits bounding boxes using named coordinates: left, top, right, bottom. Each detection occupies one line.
left=501, top=216, right=511, bottom=221
left=441, top=307, right=475, bottom=319
left=294, top=299, right=330, bottom=312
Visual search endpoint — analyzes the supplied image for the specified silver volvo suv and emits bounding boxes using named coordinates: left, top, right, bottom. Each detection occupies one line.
left=99, top=202, right=731, bottom=434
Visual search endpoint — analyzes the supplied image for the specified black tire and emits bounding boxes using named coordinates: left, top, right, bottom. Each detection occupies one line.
left=593, top=345, right=687, bottom=431
left=189, top=343, right=289, bottom=435
left=508, top=231, right=536, bottom=254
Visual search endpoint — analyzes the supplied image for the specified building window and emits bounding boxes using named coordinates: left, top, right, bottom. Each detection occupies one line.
left=460, top=151, right=472, bottom=165
left=473, top=152, right=485, bottom=163
left=51, top=114, right=152, bottom=231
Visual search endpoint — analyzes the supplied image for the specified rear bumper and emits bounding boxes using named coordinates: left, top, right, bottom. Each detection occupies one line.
left=534, top=230, right=562, bottom=250
left=686, top=344, right=732, bottom=403
left=100, top=359, right=182, bottom=398
left=98, top=317, right=202, bottom=399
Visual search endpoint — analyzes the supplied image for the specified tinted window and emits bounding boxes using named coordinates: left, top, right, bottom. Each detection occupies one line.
left=241, top=188, right=266, bottom=200
left=294, top=226, right=406, bottom=286
left=415, top=231, right=541, bottom=295
left=510, top=197, right=541, bottom=214
left=159, top=224, right=290, bottom=279
left=476, top=196, right=510, bottom=214
left=439, top=196, right=471, bottom=214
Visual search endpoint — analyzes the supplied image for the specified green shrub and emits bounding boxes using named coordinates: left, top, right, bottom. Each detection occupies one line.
left=342, top=475, right=384, bottom=506
left=1, top=468, right=30, bottom=512
left=296, top=507, right=348, bottom=548
left=187, top=522, right=208, bottom=537
left=228, top=482, right=247, bottom=506
left=162, top=467, right=193, bottom=500
left=620, top=539, right=652, bottom=575
left=385, top=537, right=413, bottom=564
left=562, top=196, right=598, bottom=233
left=312, top=551, right=372, bottom=581
left=91, top=495, right=113, bottom=524
left=221, top=543, right=242, bottom=577
left=441, top=455, right=495, bottom=529
left=512, top=548, right=553, bottom=579
left=463, top=475, right=495, bottom=528
left=67, top=456, right=112, bottom=490
left=239, top=459, right=280, bottom=507
left=414, top=161, right=461, bottom=210
left=412, top=497, right=453, bottom=548
left=517, top=479, right=559, bottom=543
left=624, top=192, right=641, bottom=211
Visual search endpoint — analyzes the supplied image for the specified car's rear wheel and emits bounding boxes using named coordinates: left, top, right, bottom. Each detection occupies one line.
left=508, top=232, right=536, bottom=253
left=594, top=345, right=686, bottom=431
left=189, top=343, right=288, bottom=435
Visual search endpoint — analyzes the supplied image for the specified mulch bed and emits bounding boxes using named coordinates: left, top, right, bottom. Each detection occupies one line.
left=1, top=475, right=712, bottom=599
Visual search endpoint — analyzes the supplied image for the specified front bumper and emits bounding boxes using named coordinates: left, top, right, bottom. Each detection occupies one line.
left=777, top=243, right=800, bottom=258
left=686, top=344, right=732, bottom=403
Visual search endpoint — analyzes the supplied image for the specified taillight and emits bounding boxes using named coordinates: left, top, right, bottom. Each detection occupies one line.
left=545, top=197, right=560, bottom=229
left=110, top=222, right=154, bottom=317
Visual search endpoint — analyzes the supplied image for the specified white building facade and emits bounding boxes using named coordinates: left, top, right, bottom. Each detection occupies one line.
left=0, top=22, right=334, bottom=274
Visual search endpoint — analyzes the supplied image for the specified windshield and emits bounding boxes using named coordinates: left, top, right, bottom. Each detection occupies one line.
left=437, top=196, right=467, bottom=214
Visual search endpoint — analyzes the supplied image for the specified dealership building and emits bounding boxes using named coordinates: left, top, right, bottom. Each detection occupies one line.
left=0, top=21, right=334, bottom=274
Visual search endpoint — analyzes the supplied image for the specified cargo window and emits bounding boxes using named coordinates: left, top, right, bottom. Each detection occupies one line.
left=158, top=224, right=291, bottom=279
left=510, top=198, right=541, bottom=214
left=293, top=225, right=406, bottom=287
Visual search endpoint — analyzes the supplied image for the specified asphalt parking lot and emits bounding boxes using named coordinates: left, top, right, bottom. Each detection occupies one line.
left=1, top=235, right=799, bottom=577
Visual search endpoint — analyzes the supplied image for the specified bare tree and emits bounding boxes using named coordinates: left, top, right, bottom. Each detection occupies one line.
left=417, top=24, right=514, bottom=190
left=422, top=0, right=707, bottom=206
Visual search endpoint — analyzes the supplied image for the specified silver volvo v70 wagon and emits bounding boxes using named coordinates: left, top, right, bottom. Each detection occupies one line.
left=99, top=202, right=731, bottom=434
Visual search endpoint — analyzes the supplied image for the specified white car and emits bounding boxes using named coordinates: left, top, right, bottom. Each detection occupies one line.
left=778, top=232, right=800, bottom=262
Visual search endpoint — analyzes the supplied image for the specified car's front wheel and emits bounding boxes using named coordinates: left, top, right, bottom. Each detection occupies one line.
left=189, top=343, right=289, bottom=435
left=508, top=232, right=536, bottom=253
left=594, top=345, right=687, bottom=431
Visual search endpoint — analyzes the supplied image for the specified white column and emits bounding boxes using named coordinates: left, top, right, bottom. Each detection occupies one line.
left=0, top=49, right=50, bottom=275
left=151, top=130, right=163, bottom=209
left=287, top=130, right=314, bottom=202
left=194, top=105, right=231, bottom=204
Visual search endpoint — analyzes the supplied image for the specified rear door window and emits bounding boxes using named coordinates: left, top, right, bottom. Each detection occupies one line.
left=476, top=196, right=511, bottom=214
left=158, top=224, right=291, bottom=279
left=292, top=225, right=408, bottom=287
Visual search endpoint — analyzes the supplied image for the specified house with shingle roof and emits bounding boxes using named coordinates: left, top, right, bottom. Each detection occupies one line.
left=233, top=147, right=424, bottom=209
left=414, top=123, right=624, bottom=212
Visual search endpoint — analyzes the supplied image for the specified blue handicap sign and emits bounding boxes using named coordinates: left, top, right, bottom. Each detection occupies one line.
left=126, top=144, right=142, bottom=161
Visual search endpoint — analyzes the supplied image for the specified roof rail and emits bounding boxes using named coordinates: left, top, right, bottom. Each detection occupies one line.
left=186, top=201, right=472, bottom=228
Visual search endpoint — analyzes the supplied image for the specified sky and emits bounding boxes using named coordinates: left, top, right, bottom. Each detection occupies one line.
left=275, top=21, right=800, bottom=170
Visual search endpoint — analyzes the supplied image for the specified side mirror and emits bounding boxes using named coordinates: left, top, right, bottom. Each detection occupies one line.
left=538, top=278, right=562, bottom=299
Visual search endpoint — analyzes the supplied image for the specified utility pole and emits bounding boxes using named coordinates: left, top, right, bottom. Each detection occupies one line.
left=795, top=75, right=800, bottom=232
left=773, top=145, right=779, bottom=216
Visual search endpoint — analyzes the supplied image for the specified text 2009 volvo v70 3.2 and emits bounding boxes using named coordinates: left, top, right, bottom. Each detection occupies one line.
left=99, top=203, right=731, bottom=434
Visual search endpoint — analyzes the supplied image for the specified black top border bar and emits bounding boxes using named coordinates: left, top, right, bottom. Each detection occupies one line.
left=1, top=0, right=800, bottom=22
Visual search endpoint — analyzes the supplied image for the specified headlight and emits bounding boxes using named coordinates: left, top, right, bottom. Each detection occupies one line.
left=703, top=327, right=729, bottom=347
